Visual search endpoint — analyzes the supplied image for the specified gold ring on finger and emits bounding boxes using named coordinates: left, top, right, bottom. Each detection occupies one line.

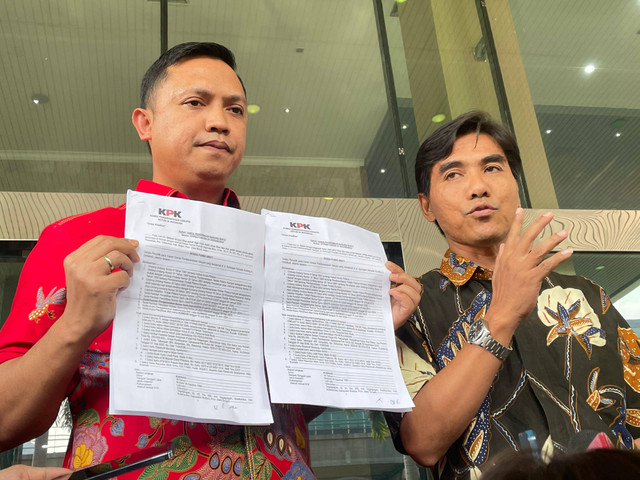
left=104, top=255, right=115, bottom=272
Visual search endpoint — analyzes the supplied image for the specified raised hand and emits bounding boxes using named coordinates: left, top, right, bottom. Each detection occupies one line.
left=387, top=261, right=422, bottom=329
left=488, top=208, right=572, bottom=330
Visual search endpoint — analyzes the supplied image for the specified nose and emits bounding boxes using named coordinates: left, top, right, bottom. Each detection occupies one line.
left=205, top=104, right=229, bottom=134
left=467, top=171, right=489, bottom=199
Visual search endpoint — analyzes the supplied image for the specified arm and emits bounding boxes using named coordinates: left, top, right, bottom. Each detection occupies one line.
left=400, top=209, right=573, bottom=466
left=0, top=235, right=139, bottom=450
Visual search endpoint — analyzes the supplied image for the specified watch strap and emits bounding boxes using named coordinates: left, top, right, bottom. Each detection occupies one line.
left=469, top=319, right=512, bottom=360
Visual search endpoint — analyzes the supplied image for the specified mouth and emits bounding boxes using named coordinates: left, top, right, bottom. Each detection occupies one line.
left=467, top=204, right=497, bottom=217
left=197, top=140, right=231, bottom=152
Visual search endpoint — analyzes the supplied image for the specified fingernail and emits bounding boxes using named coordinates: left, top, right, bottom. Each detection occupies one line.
left=516, top=207, right=523, bottom=214
left=543, top=211, right=554, bottom=218
left=561, top=248, right=573, bottom=256
left=558, top=230, right=568, bottom=238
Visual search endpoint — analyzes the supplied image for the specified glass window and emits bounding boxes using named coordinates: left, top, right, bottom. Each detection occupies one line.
left=509, top=0, right=640, bottom=210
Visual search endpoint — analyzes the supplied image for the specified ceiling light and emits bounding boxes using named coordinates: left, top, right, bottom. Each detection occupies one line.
left=31, top=94, right=49, bottom=105
left=380, top=169, right=386, bottom=173
left=323, top=197, right=333, bottom=200
left=41, top=444, right=49, bottom=448
left=615, top=132, right=621, bottom=137
left=432, top=114, right=446, bottom=123
left=545, top=129, right=552, bottom=134
left=595, top=265, right=605, bottom=271
left=396, top=0, right=407, bottom=3
left=284, top=108, right=290, bottom=113
left=584, top=64, right=595, bottom=74
left=401, top=124, right=408, bottom=130
left=247, top=104, right=260, bottom=114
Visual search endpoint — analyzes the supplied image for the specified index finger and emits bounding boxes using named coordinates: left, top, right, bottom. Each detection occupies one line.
left=504, top=207, right=526, bottom=247
left=520, top=211, right=555, bottom=248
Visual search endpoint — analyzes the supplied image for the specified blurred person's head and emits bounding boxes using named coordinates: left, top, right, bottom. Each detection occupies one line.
left=481, top=448, right=640, bottom=480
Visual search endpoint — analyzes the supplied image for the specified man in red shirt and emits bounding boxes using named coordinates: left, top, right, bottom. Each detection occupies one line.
left=0, top=42, right=421, bottom=479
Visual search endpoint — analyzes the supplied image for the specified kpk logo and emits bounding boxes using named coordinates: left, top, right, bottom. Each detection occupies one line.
left=158, top=208, right=182, bottom=218
left=290, top=222, right=310, bottom=230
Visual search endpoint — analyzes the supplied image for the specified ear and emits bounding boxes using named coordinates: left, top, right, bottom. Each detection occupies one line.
left=132, top=108, right=152, bottom=141
left=418, top=193, right=437, bottom=223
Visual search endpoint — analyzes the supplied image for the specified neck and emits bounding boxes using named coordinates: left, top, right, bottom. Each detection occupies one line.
left=446, top=242, right=501, bottom=270
left=183, top=184, right=226, bottom=205
left=152, top=176, right=226, bottom=205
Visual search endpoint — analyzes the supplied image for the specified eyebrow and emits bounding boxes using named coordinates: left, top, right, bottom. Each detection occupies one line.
left=437, top=154, right=507, bottom=176
left=480, top=154, right=507, bottom=166
left=438, top=160, right=463, bottom=176
left=184, top=88, right=246, bottom=104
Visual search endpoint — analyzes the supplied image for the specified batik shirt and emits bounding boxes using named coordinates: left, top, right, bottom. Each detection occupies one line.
left=0, top=180, right=314, bottom=480
left=387, top=250, right=640, bottom=480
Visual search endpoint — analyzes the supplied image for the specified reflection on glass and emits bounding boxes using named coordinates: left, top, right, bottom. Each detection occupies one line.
left=509, top=0, right=640, bottom=210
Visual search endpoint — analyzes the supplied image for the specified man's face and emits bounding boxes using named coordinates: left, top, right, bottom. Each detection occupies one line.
left=133, top=57, right=247, bottom=199
left=418, top=132, right=521, bottom=253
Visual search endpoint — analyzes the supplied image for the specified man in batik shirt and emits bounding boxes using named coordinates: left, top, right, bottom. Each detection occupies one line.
left=386, top=111, right=640, bottom=480
left=0, top=41, right=421, bottom=479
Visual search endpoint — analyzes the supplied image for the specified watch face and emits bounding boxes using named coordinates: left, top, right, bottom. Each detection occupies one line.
left=468, top=319, right=484, bottom=342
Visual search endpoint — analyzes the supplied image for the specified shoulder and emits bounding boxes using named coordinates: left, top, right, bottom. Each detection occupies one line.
left=417, top=268, right=446, bottom=292
left=547, top=271, right=601, bottom=291
left=544, top=272, right=618, bottom=320
left=545, top=272, right=608, bottom=303
left=40, top=204, right=126, bottom=250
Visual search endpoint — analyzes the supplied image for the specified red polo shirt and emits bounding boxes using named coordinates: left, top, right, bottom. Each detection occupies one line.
left=0, top=180, right=314, bottom=479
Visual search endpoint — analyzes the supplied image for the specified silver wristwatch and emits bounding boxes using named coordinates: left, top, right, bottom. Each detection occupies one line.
left=468, top=318, right=512, bottom=360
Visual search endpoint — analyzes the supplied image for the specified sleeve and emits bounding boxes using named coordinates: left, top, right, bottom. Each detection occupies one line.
left=609, top=302, right=640, bottom=439
left=385, top=306, right=437, bottom=455
left=0, top=222, right=72, bottom=363
left=582, top=276, right=640, bottom=440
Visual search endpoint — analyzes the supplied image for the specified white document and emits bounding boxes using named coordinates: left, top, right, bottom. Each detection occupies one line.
left=262, top=210, right=413, bottom=412
left=110, top=190, right=273, bottom=424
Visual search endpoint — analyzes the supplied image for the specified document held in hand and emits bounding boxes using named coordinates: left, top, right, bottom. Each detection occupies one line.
left=110, top=191, right=413, bottom=425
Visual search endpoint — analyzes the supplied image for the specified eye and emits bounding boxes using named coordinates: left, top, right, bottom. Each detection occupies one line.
left=186, top=99, right=204, bottom=107
left=229, top=106, right=245, bottom=115
left=485, top=164, right=503, bottom=173
left=444, top=171, right=460, bottom=180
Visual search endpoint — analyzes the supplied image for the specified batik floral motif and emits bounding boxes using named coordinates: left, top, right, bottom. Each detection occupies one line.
left=28, top=286, right=66, bottom=322
left=618, top=327, right=640, bottom=393
left=281, top=460, right=315, bottom=480
left=72, top=425, right=108, bottom=468
left=537, top=286, right=605, bottom=357
left=79, top=351, right=109, bottom=389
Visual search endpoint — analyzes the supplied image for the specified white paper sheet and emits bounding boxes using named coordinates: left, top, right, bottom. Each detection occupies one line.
left=262, top=210, right=413, bottom=412
left=110, top=190, right=273, bottom=424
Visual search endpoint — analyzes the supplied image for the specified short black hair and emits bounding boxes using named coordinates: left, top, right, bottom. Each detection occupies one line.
left=415, top=111, right=522, bottom=196
left=140, top=41, right=246, bottom=109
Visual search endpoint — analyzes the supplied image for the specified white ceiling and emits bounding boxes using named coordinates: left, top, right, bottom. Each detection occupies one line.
left=0, top=0, right=410, bottom=165
left=510, top=0, right=640, bottom=109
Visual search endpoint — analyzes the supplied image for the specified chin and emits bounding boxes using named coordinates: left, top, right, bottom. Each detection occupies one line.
left=473, top=231, right=508, bottom=247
